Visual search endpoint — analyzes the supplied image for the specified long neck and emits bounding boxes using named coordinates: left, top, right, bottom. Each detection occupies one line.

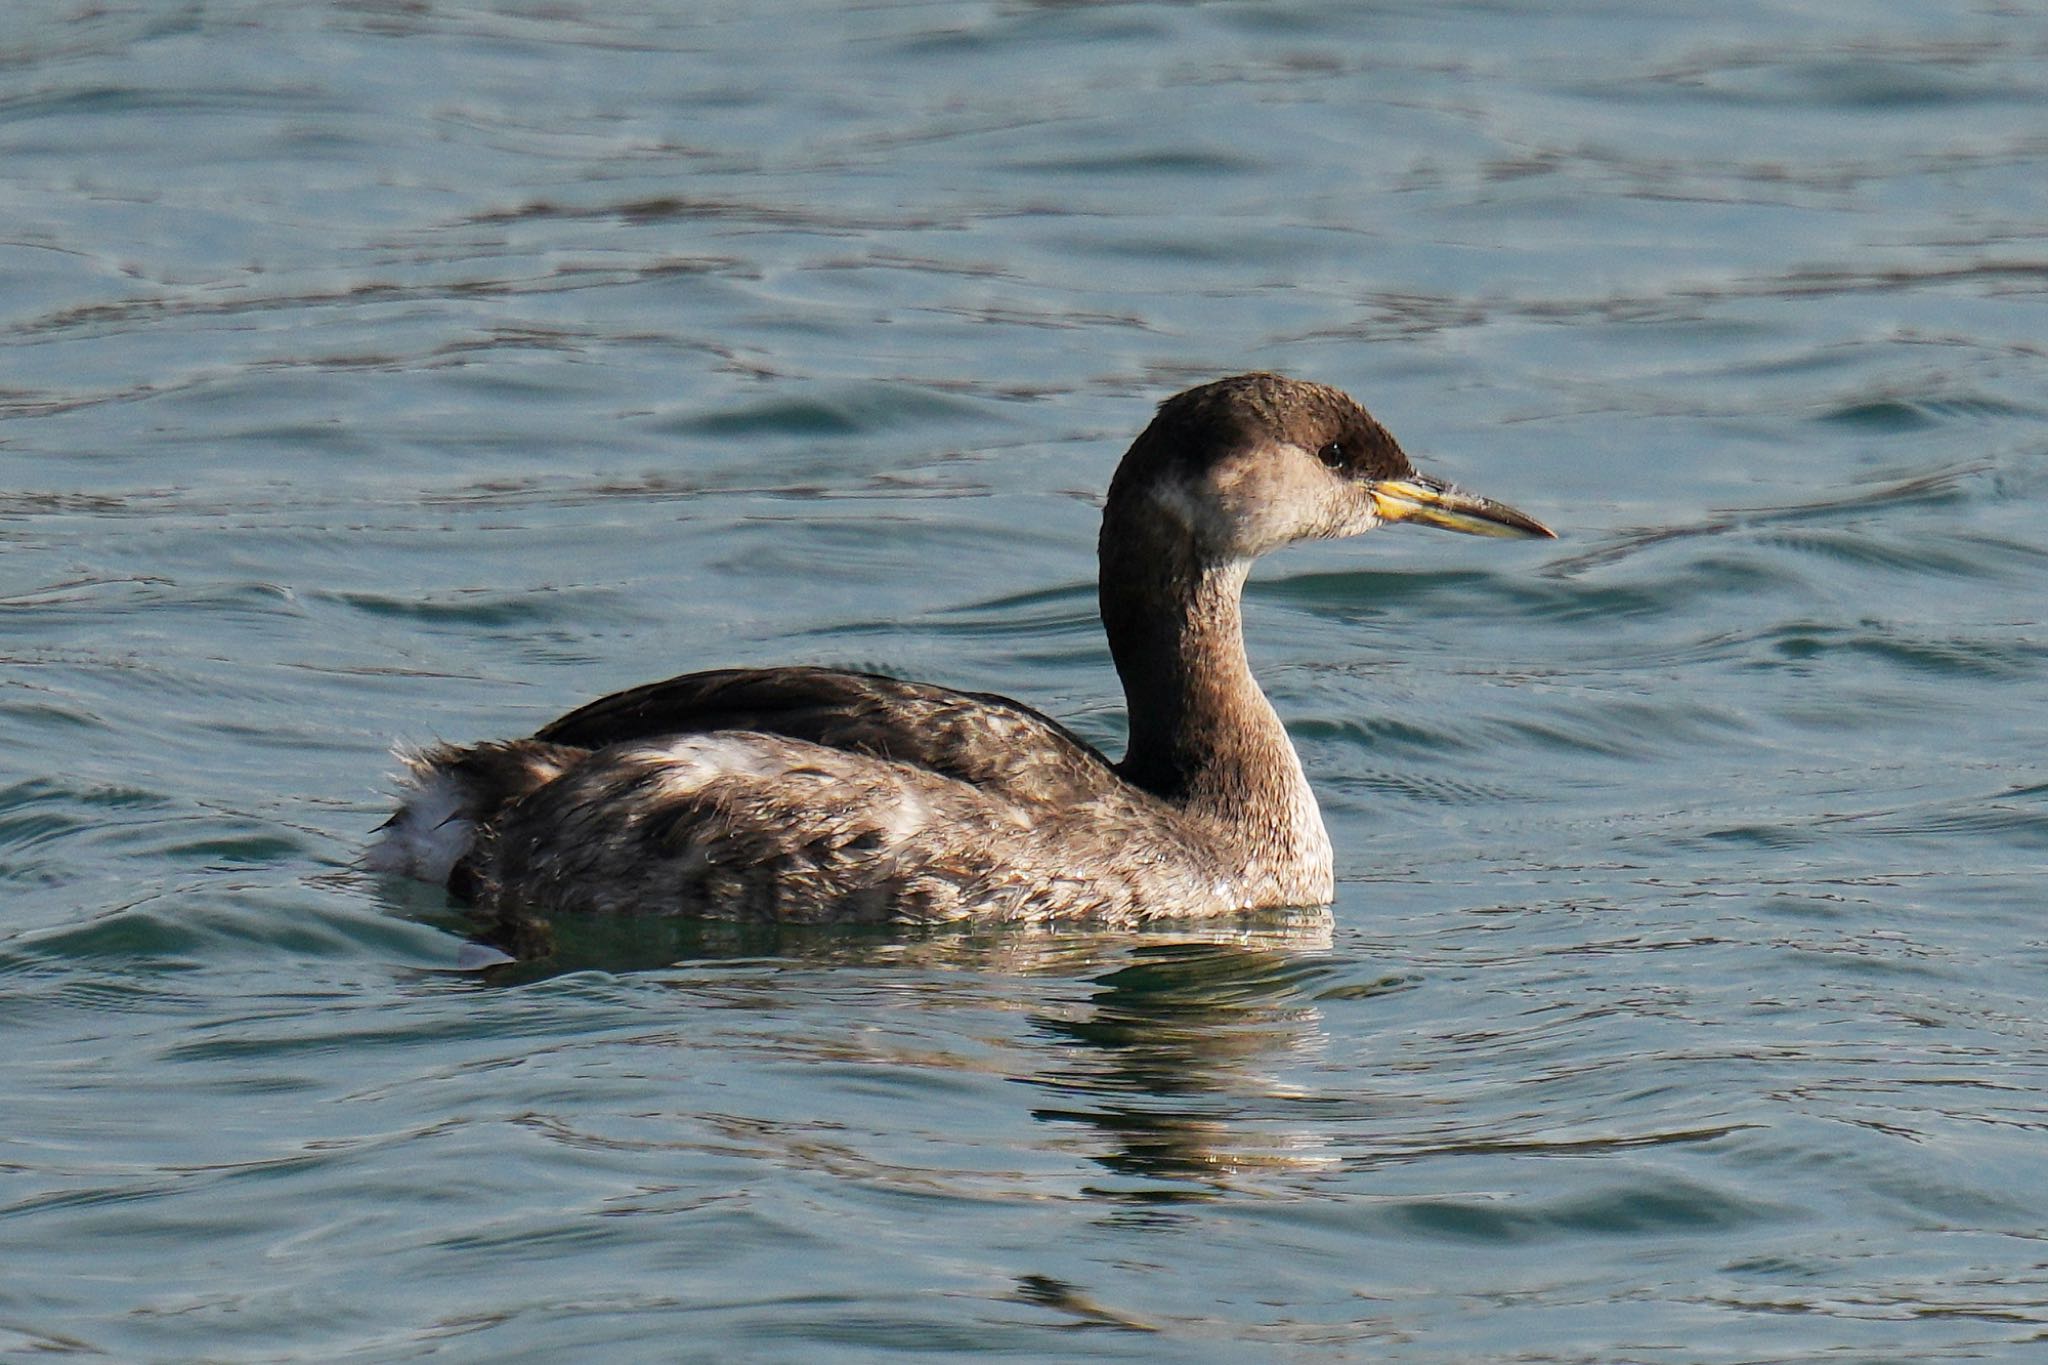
left=1098, top=501, right=1330, bottom=894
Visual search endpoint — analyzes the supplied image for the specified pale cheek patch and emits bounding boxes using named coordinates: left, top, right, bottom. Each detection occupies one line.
left=1149, top=469, right=1289, bottom=556
left=1151, top=446, right=1379, bottom=556
left=1149, top=476, right=1225, bottom=543
left=1317, top=497, right=1384, bottom=541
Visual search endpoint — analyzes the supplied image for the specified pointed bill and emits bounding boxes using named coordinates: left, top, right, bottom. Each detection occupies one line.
left=1370, top=474, right=1555, bottom=539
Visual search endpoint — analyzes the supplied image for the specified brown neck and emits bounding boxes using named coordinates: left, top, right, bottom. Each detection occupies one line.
left=1097, top=501, right=1317, bottom=840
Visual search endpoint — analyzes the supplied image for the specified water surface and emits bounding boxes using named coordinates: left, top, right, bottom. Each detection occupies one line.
left=4, top=1, right=2047, bottom=1359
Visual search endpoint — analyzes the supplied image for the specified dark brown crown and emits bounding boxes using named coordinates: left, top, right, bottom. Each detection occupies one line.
left=1108, top=373, right=1413, bottom=509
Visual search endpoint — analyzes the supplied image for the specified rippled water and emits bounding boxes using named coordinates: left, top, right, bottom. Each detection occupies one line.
left=5, top=1, right=2047, bottom=1359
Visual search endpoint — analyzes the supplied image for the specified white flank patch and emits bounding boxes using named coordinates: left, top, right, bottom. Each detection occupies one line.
left=639, top=734, right=791, bottom=796
left=876, top=788, right=929, bottom=846
left=364, top=767, right=474, bottom=885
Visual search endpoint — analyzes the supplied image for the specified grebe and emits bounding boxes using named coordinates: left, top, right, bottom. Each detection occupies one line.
left=371, top=374, right=1551, bottom=944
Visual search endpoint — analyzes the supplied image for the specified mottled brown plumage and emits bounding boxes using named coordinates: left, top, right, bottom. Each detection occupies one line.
left=369, top=373, right=1552, bottom=952
left=534, top=666, right=1116, bottom=807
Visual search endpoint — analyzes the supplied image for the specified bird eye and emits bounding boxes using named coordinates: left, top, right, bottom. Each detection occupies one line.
left=1316, top=440, right=1345, bottom=469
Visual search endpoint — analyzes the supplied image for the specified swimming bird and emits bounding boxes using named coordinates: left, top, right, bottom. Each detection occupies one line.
left=370, top=373, right=1551, bottom=946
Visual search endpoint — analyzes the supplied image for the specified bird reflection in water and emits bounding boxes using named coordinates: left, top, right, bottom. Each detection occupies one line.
left=1023, top=919, right=1394, bottom=1201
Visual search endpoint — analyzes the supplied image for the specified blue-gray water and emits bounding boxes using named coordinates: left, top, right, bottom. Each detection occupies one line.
left=5, top=1, right=2046, bottom=1359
